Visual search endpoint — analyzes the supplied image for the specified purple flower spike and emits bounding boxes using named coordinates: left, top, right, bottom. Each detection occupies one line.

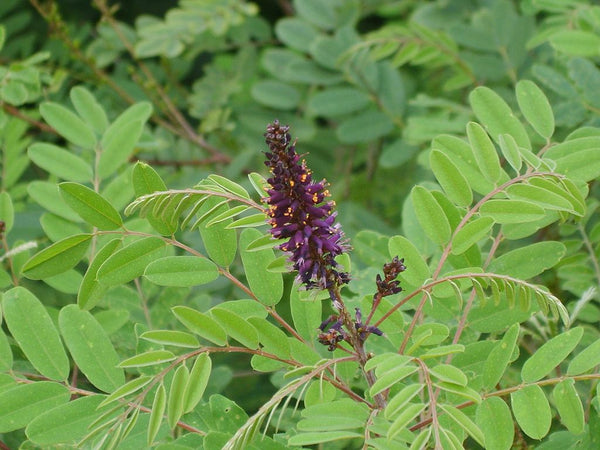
left=264, top=120, right=349, bottom=290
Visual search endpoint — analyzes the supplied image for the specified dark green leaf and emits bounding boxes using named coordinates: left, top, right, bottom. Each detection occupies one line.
left=251, top=80, right=300, bottom=110
left=0, top=192, right=14, bottom=233
left=336, top=110, right=394, bottom=144
left=2, top=287, right=69, bottom=381
left=307, top=87, right=371, bottom=117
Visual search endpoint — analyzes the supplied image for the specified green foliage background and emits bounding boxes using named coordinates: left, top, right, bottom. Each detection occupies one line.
left=1, top=0, right=600, bottom=448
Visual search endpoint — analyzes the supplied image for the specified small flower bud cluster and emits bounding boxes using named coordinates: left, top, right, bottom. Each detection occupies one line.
left=264, top=120, right=349, bottom=290
left=375, top=256, right=406, bottom=299
left=317, top=309, right=384, bottom=352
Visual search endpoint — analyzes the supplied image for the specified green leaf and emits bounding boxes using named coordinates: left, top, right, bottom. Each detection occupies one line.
left=207, top=174, right=250, bottom=199
left=248, top=172, right=268, bottom=197
left=466, top=121, right=501, bottom=183
left=506, top=183, right=575, bottom=212
left=290, top=285, right=322, bottom=342
left=210, top=307, right=259, bottom=349
left=197, top=197, right=238, bottom=267
left=522, top=327, right=583, bottom=382
left=251, top=80, right=300, bottom=110
left=70, top=86, right=109, bottom=133
left=476, top=397, right=514, bottom=450
left=226, top=213, right=268, bottom=229
left=248, top=317, right=291, bottom=359
left=131, top=162, right=174, bottom=235
left=171, top=306, right=227, bottom=346
left=148, top=383, right=166, bottom=446
left=167, top=364, right=188, bottom=429
left=99, top=119, right=144, bottom=178
left=388, top=235, right=430, bottom=286
left=384, top=384, right=424, bottom=420
left=288, top=431, right=363, bottom=446
left=411, top=185, right=451, bottom=245
left=0, top=329, right=13, bottom=372
left=429, top=149, right=473, bottom=206
left=59, top=305, right=125, bottom=393
left=307, top=87, right=371, bottom=117
left=488, top=241, right=566, bottom=279
left=59, top=182, right=123, bottom=230
left=239, top=228, right=283, bottom=306
left=144, top=256, right=219, bottom=287
left=0, top=382, right=70, bottom=433
left=0, top=192, right=14, bottom=233
left=98, top=375, right=152, bottom=408
left=439, top=404, right=485, bottom=447
left=482, top=323, right=519, bottom=390
left=40, top=102, right=97, bottom=149
left=549, top=30, right=600, bottom=56
left=28, top=181, right=82, bottom=222
left=498, top=134, right=522, bottom=173
left=2, top=287, right=69, bottom=381
left=26, top=395, right=112, bottom=446
left=469, top=86, right=530, bottom=149
left=451, top=216, right=494, bottom=255
left=553, top=379, right=585, bottom=435
left=97, top=237, right=167, bottom=286
left=183, top=353, right=211, bottom=413
left=28, top=143, right=93, bottom=182
left=511, top=384, right=551, bottom=439
left=275, top=17, right=319, bottom=52
left=78, top=238, right=122, bottom=310
left=387, top=403, right=426, bottom=441
left=336, top=110, right=394, bottom=144
left=429, top=364, right=468, bottom=386
left=479, top=199, right=545, bottom=224
left=140, top=330, right=199, bottom=348
left=369, top=365, right=419, bottom=396
left=22, top=234, right=91, bottom=280
left=516, top=80, right=554, bottom=139
left=206, top=205, right=249, bottom=227
left=118, top=350, right=176, bottom=368
left=567, top=338, right=600, bottom=375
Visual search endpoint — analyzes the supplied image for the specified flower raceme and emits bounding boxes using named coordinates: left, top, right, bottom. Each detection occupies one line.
left=264, top=120, right=349, bottom=290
